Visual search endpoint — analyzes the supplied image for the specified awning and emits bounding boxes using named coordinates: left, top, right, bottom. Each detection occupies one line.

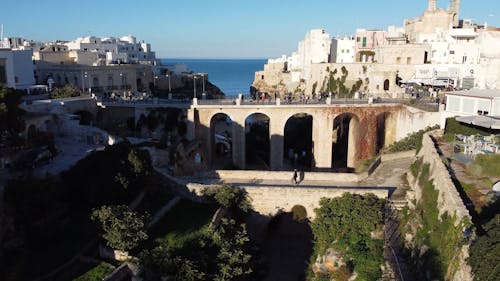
left=456, top=115, right=500, bottom=130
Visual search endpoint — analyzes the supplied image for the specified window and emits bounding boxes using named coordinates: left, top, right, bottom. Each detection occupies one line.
left=407, top=57, right=412, bottom=64
left=261, top=75, right=264, bottom=80
left=341, top=49, right=345, bottom=53
left=362, top=37, right=367, bottom=48
left=462, top=56, right=467, bottom=63
left=91, top=77, right=99, bottom=88
left=396, top=57, right=401, bottom=64
left=450, top=50, right=455, bottom=54
left=383, top=79, right=390, bottom=91
left=346, top=49, right=349, bottom=53
left=356, top=37, right=360, bottom=42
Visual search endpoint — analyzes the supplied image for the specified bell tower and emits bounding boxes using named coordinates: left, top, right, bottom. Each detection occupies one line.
left=449, top=0, right=461, bottom=26
left=428, top=0, right=437, bottom=11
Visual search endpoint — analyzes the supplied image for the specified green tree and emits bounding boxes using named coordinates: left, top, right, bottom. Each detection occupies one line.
left=92, top=205, right=148, bottom=251
left=128, top=148, right=152, bottom=177
left=140, top=219, right=253, bottom=280
left=0, top=86, right=25, bottom=144
left=62, top=142, right=152, bottom=209
left=202, top=184, right=252, bottom=214
left=469, top=215, right=500, bottom=281
left=51, top=84, right=81, bottom=99
left=213, top=219, right=252, bottom=281
left=311, top=193, right=385, bottom=281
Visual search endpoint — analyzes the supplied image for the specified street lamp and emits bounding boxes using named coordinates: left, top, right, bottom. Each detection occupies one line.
left=201, top=73, right=206, bottom=95
left=81, top=71, right=85, bottom=92
left=193, top=75, right=198, bottom=99
left=120, top=73, right=124, bottom=94
left=166, top=74, right=171, bottom=94
left=84, top=72, right=89, bottom=93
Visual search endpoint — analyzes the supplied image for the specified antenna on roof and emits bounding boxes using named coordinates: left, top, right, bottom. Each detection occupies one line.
left=0, top=24, right=3, bottom=47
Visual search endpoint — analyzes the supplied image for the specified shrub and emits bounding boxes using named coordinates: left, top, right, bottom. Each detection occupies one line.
left=311, top=193, right=385, bottom=281
left=74, top=263, right=115, bottom=281
left=291, top=205, right=308, bottom=222
left=51, top=84, right=81, bottom=99
left=469, top=214, right=500, bottom=281
left=467, top=154, right=500, bottom=177
left=92, top=205, right=148, bottom=251
left=202, top=184, right=252, bottom=214
left=402, top=160, right=471, bottom=281
left=410, top=158, right=423, bottom=177
left=444, top=118, right=489, bottom=140
left=387, top=126, right=439, bottom=153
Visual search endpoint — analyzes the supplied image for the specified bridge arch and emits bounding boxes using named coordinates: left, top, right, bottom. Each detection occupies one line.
left=245, top=112, right=270, bottom=169
left=210, top=113, right=234, bottom=169
left=332, top=113, right=360, bottom=171
left=284, top=113, right=313, bottom=169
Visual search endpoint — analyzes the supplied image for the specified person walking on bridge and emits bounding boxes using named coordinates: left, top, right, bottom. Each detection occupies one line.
left=292, top=169, right=298, bottom=185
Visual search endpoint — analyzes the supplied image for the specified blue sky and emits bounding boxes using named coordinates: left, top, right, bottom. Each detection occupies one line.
left=2, top=0, right=498, bottom=58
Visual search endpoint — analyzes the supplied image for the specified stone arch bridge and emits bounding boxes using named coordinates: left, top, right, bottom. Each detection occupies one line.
left=187, top=101, right=437, bottom=170
left=100, top=98, right=439, bottom=170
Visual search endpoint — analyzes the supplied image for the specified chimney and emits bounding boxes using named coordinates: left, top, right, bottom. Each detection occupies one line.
left=428, top=0, right=437, bottom=11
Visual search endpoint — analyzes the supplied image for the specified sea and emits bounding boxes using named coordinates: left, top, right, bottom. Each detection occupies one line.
left=160, top=58, right=267, bottom=98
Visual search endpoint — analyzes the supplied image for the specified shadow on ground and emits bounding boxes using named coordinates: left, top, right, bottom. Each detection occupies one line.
left=246, top=211, right=313, bottom=281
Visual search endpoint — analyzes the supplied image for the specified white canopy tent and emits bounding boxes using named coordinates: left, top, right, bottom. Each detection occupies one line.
left=456, top=115, right=500, bottom=130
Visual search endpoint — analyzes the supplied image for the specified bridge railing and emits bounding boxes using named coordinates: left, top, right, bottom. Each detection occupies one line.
left=99, top=97, right=191, bottom=106
left=98, top=95, right=439, bottom=111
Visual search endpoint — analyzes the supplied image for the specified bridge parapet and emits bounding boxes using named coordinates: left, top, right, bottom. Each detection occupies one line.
left=169, top=170, right=390, bottom=219
left=186, top=182, right=390, bottom=219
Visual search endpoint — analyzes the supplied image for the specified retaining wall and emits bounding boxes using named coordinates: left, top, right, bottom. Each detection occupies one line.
left=410, top=131, right=473, bottom=281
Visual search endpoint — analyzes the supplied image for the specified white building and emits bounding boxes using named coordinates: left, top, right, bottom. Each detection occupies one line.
left=441, top=89, right=500, bottom=128
left=64, top=35, right=155, bottom=65
left=329, top=37, right=355, bottom=63
left=0, top=49, right=36, bottom=89
left=283, top=29, right=331, bottom=80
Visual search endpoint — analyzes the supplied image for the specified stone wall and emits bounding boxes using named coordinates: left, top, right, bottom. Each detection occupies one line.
left=414, top=132, right=470, bottom=220
left=395, top=106, right=441, bottom=141
left=408, top=131, right=473, bottom=281
left=186, top=182, right=388, bottom=220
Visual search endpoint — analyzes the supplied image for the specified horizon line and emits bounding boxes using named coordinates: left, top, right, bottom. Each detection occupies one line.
left=159, top=57, right=269, bottom=60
